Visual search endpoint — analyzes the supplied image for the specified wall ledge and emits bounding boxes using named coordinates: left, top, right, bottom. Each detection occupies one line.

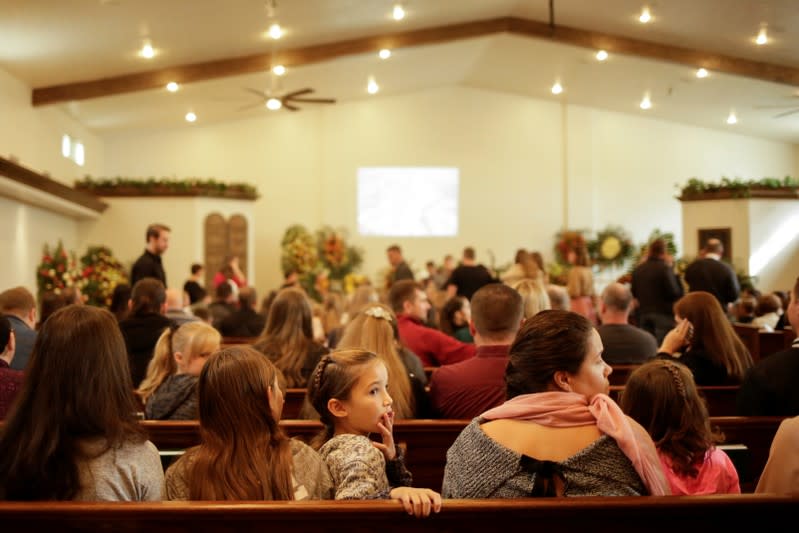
left=0, top=156, right=107, bottom=219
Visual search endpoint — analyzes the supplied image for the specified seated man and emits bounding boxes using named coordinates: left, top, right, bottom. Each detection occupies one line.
left=596, top=283, right=657, bottom=365
left=219, top=287, right=266, bottom=338
left=430, top=283, right=523, bottom=419
left=737, top=275, right=799, bottom=416
left=164, top=288, right=199, bottom=326
left=0, top=316, right=23, bottom=419
left=208, top=282, right=237, bottom=331
left=0, top=286, right=37, bottom=370
left=389, top=280, right=475, bottom=367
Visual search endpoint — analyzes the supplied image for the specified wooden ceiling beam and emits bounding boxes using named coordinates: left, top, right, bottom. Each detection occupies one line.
left=32, top=16, right=799, bottom=106
left=31, top=18, right=511, bottom=106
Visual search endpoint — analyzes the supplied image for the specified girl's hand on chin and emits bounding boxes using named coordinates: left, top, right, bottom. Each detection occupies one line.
left=372, top=412, right=396, bottom=461
left=389, top=487, right=442, bottom=518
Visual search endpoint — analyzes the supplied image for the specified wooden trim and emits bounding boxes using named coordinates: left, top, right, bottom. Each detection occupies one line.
left=0, top=156, right=107, bottom=213
left=679, top=188, right=799, bottom=201
left=32, top=16, right=799, bottom=106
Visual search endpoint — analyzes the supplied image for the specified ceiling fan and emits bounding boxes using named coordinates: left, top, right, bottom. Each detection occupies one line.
left=753, top=93, right=799, bottom=118
left=238, top=87, right=336, bottom=112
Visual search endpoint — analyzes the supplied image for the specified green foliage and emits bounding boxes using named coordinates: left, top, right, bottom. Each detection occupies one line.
left=79, top=246, right=129, bottom=307
left=680, top=176, right=798, bottom=198
left=587, top=226, right=635, bottom=269
left=76, top=176, right=259, bottom=198
left=36, top=241, right=82, bottom=296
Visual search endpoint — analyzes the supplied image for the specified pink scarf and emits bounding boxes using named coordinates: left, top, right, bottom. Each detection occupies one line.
left=481, top=391, right=670, bottom=496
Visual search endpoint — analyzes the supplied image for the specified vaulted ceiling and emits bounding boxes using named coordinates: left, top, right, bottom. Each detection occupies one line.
left=2, top=0, right=798, bottom=141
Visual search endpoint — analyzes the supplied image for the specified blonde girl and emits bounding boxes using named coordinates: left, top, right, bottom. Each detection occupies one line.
left=307, top=349, right=442, bottom=517
left=165, top=346, right=332, bottom=500
left=621, top=359, right=740, bottom=495
left=511, top=278, right=552, bottom=320
left=137, top=321, right=220, bottom=420
left=336, top=303, right=427, bottom=419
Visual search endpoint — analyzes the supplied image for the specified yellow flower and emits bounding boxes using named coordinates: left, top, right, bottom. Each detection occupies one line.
left=600, top=236, right=622, bottom=259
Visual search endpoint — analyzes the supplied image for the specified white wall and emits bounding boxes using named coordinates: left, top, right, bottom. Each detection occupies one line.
left=0, top=67, right=106, bottom=292
left=95, top=86, right=798, bottom=294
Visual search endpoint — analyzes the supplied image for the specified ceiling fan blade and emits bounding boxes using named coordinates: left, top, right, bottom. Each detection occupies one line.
left=282, top=88, right=314, bottom=99
left=244, top=87, right=268, bottom=99
left=237, top=102, right=265, bottom=112
left=774, top=108, right=799, bottom=118
left=283, top=102, right=300, bottom=112
left=289, top=97, right=336, bottom=104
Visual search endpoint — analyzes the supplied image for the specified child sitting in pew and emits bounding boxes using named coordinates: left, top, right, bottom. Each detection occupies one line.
left=138, top=322, right=221, bottom=420
left=165, top=346, right=332, bottom=500
left=308, top=350, right=442, bottom=517
left=621, top=359, right=740, bottom=495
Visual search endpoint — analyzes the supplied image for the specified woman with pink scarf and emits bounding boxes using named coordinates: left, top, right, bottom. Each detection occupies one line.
left=442, top=310, right=669, bottom=497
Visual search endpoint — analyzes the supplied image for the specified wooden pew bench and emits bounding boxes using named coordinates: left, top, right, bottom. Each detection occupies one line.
left=0, top=496, right=794, bottom=533
left=142, top=416, right=785, bottom=493
left=609, top=385, right=740, bottom=417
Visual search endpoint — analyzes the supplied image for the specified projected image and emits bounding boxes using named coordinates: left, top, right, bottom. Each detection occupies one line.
left=357, top=167, right=459, bottom=237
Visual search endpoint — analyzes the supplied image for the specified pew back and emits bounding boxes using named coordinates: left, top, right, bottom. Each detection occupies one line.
left=0, top=496, right=795, bottom=533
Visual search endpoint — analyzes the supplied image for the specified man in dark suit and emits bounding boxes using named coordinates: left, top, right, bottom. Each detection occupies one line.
left=219, top=287, right=266, bottom=338
left=0, top=286, right=37, bottom=370
left=737, top=275, right=799, bottom=416
left=684, top=238, right=739, bottom=310
left=130, top=223, right=170, bottom=287
left=386, top=244, right=414, bottom=286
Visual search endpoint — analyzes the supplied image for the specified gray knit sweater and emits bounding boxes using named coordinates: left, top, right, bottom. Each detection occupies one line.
left=443, top=418, right=646, bottom=498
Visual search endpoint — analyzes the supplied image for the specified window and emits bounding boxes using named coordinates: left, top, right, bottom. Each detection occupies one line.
left=61, top=135, right=85, bottom=166
left=357, top=167, right=459, bottom=237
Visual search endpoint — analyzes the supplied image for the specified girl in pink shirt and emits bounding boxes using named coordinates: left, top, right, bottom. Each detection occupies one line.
left=620, top=359, right=740, bottom=495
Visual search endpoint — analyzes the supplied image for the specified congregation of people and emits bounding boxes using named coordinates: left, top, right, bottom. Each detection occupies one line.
left=0, top=223, right=797, bottom=512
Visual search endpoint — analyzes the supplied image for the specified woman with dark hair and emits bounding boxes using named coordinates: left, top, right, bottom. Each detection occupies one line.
left=658, top=291, right=753, bottom=385
left=0, top=306, right=163, bottom=501
left=252, top=288, right=329, bottom=388
left=439, top=296, right=473, bottom=343
left=165, top=346, right=332, bottom=500
left=443, top=310, right=669, bottom=498
left=109, top=283, right=132, bottom=322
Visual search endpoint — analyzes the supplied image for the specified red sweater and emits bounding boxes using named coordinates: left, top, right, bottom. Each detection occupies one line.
left=0, top=359, right=24, bottom=419
left=396, top=314, right=475, bottom=367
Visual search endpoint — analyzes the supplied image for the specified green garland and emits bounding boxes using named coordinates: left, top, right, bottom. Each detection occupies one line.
left=680, top=176, right=798, bottom=198
left=75, top=176, right=259, bottom=199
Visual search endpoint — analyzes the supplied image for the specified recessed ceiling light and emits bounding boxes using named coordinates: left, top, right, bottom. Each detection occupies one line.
left=272, top=65, right=286, bottom=76
left=596, top=50, right=609, bottom=61
left=139, top=39, right=155, bottom=59
left=266, top=98, right=282, bottom=110
left=367, top=77, right=379, bottom=94
left=639, top=94, right=652, bottom=110
left=756, top=26, right=768, bottom=45
left=726, top=111, right=738, bottom=125
left=392, top=4, right=405, bottom=21
left=551, top=82, right=563, bottom=95
left=166, top=82, right=179, bottom=92
left=379, top=49, right=392, bottom=60
left=696, top=68, right=709, bottom=78
left=639, top=7, right=652, bottom=24
left=185, top=111, right=197, bottom=122
left=268, top=23, right=283, bottom=40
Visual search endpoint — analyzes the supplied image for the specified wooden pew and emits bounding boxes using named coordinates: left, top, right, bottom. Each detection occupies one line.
left=140, top=416, right=785, bottom=493
left=609, top=385, right=740, bottom=417
left=0, top=496, right=795, bottom=532
left=220, top=336, right=257, bottom=348
left=733, top=323, right=761, bottom=362
left=609, top=364, right=639, bottom=385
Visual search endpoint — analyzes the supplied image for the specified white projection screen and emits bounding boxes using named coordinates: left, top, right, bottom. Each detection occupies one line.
left=357, top=167, right=459, bottom=237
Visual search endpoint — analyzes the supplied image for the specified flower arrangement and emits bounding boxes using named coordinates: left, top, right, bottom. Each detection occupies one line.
left=316, top=226, right=363, bottom=281
left=587, top=226, right=635, bottom=269
left=79, top=246, right=129, bottom=307
left=280, top=225, right=318, bottom=276
left=36, top=242, right=84, bottom=296
left=553, top=229, right=589, bottom=265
